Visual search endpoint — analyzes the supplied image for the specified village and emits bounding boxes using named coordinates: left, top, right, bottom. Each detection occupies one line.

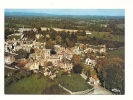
left=4, top=27, right=107, bottom=85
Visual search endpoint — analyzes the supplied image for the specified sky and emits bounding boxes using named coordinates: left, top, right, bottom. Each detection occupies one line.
left=5, top=9, right=124, bottom=16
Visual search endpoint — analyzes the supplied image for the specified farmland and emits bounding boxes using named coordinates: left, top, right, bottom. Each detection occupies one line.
left=7, top=35, right=21, bottom=39
left=107, top=48, right=124, bottom=59
left=78, top=32, right=124, bottom=42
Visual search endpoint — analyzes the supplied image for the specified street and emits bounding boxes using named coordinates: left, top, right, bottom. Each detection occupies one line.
left=4, top=65, right=18, bottom=70
left=89, top=84, right=113, bottom=95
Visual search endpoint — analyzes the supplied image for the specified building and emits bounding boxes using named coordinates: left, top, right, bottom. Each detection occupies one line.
left=4, top=56, right=15, bottom=64
left=88, top=75, right=100, bottom=85
left=85, top=31, right=92, bottom=35
left=15, top=59, right=29, bottom=69
left=25, top=59, right=39, bottom=70
left=85, top=58, right=97, bottom=67
left=56, top=61, right=73, bottom=71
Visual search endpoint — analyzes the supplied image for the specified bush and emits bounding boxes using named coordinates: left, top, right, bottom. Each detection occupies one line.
left=73, top=64, right=82, bottom=74
left=42, top=84, right=68, bottom=94
left=61, top=72, right=68, bottom=76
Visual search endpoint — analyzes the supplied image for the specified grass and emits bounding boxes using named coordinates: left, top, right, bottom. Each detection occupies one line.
left=7, top=35, right=21, bottom=39
left=5, top=73, right=55, bottom=94
left=78, top=32, right=124, bottom=42
left=57, top=73, right=93, bottom=92
left=107, top=48, right=124, bottom=59
left=82, top=64, right=97, bottom=75
left=37, top=38, right=46, bottom=43
left=16, top=24, right=31, bottom=28
left=4, top=68, right=13, bottom=76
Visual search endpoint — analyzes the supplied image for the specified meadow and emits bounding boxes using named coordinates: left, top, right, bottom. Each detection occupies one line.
left=57, top=72, right=93, bottom=92
left=107, top=48, right=124, bottom=59
left=5, top=73, right=55, bottom=94
left=78, top=32, right=124, bottom=42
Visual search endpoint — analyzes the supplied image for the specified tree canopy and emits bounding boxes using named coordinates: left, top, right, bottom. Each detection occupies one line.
left=73, top=64, right=82, bottom=74
left=71, top=54, right=81, bottom=65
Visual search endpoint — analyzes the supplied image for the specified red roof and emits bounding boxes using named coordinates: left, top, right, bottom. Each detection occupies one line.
left=91, top=75, right=99, bottom=81
left=16, top=59, right=29, bottom=68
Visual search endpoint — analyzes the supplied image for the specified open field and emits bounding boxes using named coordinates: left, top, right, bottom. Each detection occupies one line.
left=37, top=38, right=46, bottom=43
left=41, top=27, right=78, bottom=33
left=78, top=32, right=124, bottom=42
left=16, top=24, right=31, bottom=28
left=107, top=48, right=124, bottom=59
left=57, top=73, right=93, bottom=92
left=7, top=35, right=21, bottom=39
left=86, top=32, right=124, bottom=42
left=5, top=73, right=55, bottom=94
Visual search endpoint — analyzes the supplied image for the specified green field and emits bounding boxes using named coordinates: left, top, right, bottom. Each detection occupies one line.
left=107, top=48, right=124, bottom=59
left=78, top=32, right=124, bottom=42
left=57, top=73, right=93, bottom=92
left=7, top=35, right=21, bottom=39
left=4, top=68, right=13, bottom=76
left=37, top=38, right=46, bottom=43
left=16, top=24, right=31, bottom=28
left=5, top=73, right=55, bottom=94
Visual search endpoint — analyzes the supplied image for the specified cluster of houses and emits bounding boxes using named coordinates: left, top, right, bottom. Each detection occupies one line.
left=4, top=27, right=107, bottom=83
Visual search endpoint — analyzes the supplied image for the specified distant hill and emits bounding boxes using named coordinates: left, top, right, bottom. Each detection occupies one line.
left=5, top=12, right=53, bottom=17
left=5, top=12, right=124, bottom=18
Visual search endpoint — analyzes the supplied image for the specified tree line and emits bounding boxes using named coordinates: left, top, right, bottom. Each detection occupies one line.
left=94, top=57, right=124, bottom=94
left=78, top=36, right=124, bottom=48
left=5, top=15, right=124, bottom=35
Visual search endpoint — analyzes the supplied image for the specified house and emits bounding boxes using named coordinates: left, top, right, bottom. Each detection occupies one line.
left=57, top=61, right=73, bottom=71
left=100, top=24, right=108, bottom=27
left=4, top=56, right=15, bottom=64
left=36, top=34, right=44, bottom=39
left=85, top=31, right=92, bottom=35
left=88, top=75, right=100, bottom=85
left=99, top=48, right=106, bottom=53
left=50, top=74, right=56, bottom=80
left=25, top=59, right=39, bottom=70
left=85, top=58, right=97, bottom=67
left=15, top=59, right=29, bottom=69
left=48, top=55, right=60, bottom=66
left=44, top=71, right=49, bottom=76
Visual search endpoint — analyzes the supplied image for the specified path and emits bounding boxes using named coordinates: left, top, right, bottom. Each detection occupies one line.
left=4, top=65, right=18, bottom=70
left=90, top=84, right=113, bottom=95
left=80, top=73, right=113, bottom=95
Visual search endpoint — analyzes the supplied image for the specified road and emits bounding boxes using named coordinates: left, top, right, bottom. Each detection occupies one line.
left=4, top=65, right=18, bottom=70
left=80, top=73, right=113, bottom=95
left=89, top=85, right=113, bottom=95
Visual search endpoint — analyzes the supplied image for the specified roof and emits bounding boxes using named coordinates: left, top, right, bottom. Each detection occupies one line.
left=16, top=59, right=29, bottom=68
left=91, top=75, right=99, bottom=81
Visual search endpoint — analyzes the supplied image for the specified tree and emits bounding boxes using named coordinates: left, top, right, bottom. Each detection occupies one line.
left=15, top=49, right=28, bottom=59
left=30, top=48, right=35, bottom=54
left=105, top=63, right=124, bottom=94
left=45, top=39, right=55, bottom=50
left=37, top=27, right=41, bottom=33
left=82, top=30, right=86, bottom=36
left=86, top=70, right=91, bottom=82
left=71, top=54, right=81, bottom=65
left=55, top=35, right=62, bottom=45
left=73, top=64, right=82, bottom=74
left=65, top=38, right=71, bottom=47
left=95, top=58, right=124, bottom=94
